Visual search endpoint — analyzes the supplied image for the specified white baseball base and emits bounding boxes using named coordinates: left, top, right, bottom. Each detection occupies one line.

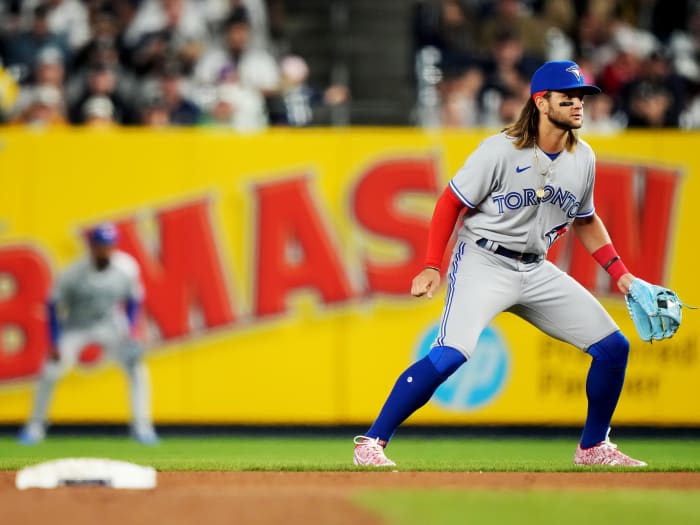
left=15, top=458, right=157, bottom=490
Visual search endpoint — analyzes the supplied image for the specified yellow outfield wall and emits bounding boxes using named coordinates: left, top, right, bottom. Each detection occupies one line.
left=0, top=128, right=698, bottom=425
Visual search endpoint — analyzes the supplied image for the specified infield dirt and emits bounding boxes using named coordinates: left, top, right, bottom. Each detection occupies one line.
left=2, top=471, right=700, bottom=525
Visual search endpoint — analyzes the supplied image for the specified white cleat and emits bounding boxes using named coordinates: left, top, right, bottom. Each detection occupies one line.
left=353, top=435, right=396, bottom=467
left=574, top=438, right=647, bottom=467
left=17, top=422, right=46, bottom=445
left=131, top=427, right=160, bottom=446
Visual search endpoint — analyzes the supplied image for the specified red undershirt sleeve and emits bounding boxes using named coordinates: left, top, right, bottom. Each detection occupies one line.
left=424, top=186, right=468, bottom=270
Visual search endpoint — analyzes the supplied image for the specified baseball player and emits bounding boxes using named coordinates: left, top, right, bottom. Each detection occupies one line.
left=354, top=60, right=646, bottom=467
left=18, top=223, right=159, bottom=445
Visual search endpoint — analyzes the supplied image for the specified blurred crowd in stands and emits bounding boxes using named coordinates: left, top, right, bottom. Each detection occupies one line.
left=0, top=0, right=349, bottom=129
left=413, top=0, right=700, bottom=130
left=1, top=0, right=699, bottom=130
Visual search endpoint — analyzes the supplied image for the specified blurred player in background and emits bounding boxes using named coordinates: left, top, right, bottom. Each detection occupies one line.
left=18, top=223, right=158, bottom=445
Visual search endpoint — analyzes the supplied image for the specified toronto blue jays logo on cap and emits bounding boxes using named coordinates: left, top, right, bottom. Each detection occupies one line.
left=566, top=65, right=582, bottom=81
left=530, top=60, right=601, bottom=95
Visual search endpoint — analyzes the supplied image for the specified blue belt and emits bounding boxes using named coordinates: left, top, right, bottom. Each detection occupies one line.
left=476, top=238, right=542, bottom=264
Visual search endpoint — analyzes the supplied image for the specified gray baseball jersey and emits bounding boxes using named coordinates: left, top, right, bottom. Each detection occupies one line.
left=449, top=132, right=596, bottom=255
left=51, top=250, right=143, bottom=330
left=435, top=132, right=617, bottom=357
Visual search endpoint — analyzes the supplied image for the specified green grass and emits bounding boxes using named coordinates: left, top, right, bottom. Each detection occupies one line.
left=3, top=436, right=698, bottom=525
left=355, top=490, right=700, bottom=525
left=1, top=436, right=699, bottom=471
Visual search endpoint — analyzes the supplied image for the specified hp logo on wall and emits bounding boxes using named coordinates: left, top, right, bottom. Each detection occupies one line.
left=416, top=323, right=509, bottom=411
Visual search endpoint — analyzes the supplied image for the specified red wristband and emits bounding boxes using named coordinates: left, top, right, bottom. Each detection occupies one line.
left=592, top=244, right=629, bottom=283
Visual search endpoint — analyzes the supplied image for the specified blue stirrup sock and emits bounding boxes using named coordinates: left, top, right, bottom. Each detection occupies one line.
left=366, top=346, right=466, bottom=443
left=580, top=331, right=630, bottom=448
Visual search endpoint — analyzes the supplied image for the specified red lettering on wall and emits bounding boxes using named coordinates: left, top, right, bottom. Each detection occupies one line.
left=254, top=176, right=353, bottom=316
left=117, top=200, right=236, bottom=338
left=551, top=162, right=679, bottom=292
left=0, top=247, right=51, bottom=379
left=353, top=158, right=440, bottom=294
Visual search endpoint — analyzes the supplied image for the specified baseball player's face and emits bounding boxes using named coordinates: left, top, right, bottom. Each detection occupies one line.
left=89, top=243, right=114, bottom=271
left=543, top=90, right=585, bottom=130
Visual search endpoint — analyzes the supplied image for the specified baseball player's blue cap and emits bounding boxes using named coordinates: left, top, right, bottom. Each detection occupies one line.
left=88, top=222, right=119, bottom=245
left=530, top=60, right=601, bottom=96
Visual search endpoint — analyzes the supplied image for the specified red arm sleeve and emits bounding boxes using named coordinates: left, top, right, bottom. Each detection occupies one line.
left=424, top=186, right=467, bottom=270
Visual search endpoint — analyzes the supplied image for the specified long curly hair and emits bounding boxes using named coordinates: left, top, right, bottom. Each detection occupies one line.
left=503, top=94, right=578, bottom=152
